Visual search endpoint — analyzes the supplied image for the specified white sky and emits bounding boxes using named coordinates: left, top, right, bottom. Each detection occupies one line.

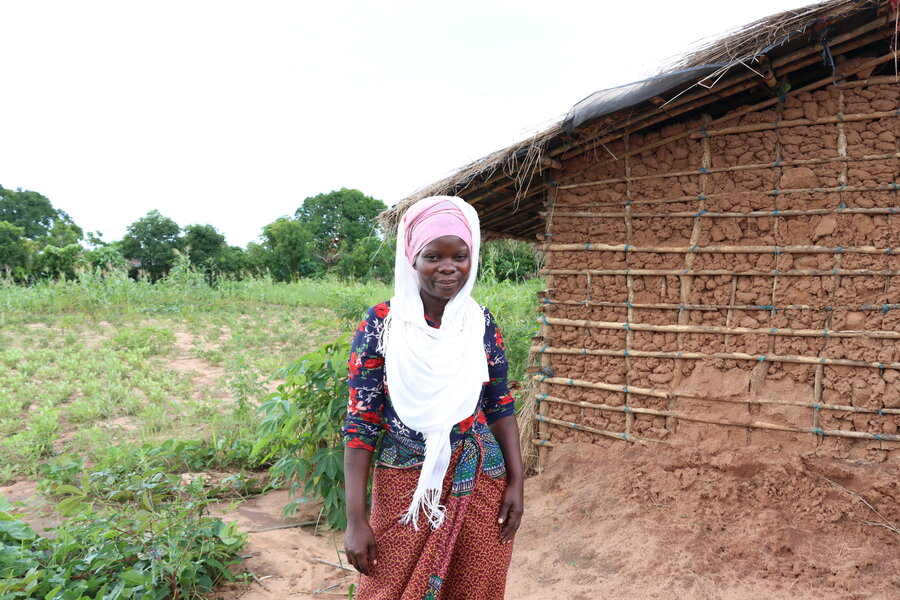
left=2, top=0, right=816, bottom=248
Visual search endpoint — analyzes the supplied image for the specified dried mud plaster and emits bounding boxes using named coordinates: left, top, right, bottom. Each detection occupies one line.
left=539, top=82, right=900, bottom=461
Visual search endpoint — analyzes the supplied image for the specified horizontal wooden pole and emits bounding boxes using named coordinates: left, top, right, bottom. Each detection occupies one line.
left=534, top=375, right=668, bottom=398
left=533, top=414, right=656, bottom=444
left=530, top=344, right=900, bottom=372
left=537, top=396, right=899, bottom=442
left=541, top=267, right=900, bottom=277
left=541, top=202, right=900, bottom=220
left=541, top=243, right=899, bottom=255
left=540, top=298, right=900, bottom=314
left=540, top=316, right=900, bottom=340
left=530, top=439, right=556, bottom=447
left=538, top=379, right=899, bottom=415
left=689, top=109, right=900, bottom=139
left=558, top=152, right=900, bottom=191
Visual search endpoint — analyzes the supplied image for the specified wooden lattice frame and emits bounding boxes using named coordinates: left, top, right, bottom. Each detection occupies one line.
left=530, top=76, right=900, bottom=461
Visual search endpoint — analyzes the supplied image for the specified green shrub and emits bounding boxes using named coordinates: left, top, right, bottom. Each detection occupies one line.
left=0, top=493, right=245, bottom=599
left=253, top=336, right=351, bottom=529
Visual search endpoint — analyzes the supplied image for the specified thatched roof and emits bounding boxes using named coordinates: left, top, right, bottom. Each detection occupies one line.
left=381, top=0, right=897, bottom=240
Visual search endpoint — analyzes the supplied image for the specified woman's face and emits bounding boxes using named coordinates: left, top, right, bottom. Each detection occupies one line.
left=414, top=235, right=472, bottom=303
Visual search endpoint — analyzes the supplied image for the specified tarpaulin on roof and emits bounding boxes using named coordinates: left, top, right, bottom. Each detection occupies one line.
left=561, top=64, right=727, bottom=134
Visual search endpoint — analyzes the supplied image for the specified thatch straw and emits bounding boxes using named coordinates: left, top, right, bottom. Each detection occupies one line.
left=665, top=0, right=880, bottom=73
left=378, top=0, right=892, bottom=238
left=377, top=127, right=560, bottom=233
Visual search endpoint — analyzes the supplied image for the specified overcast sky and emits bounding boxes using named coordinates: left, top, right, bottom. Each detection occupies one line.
left=2, top=0, right=817, bottom=248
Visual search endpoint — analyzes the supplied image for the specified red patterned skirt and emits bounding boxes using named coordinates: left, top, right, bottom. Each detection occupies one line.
left=355, top=442, right=513, bottom=600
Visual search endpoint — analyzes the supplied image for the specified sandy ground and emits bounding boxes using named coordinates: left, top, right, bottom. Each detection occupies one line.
left=211, top=442, right=898, bottom=600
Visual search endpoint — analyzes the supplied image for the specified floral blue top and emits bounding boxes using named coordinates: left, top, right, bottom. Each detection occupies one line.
left=342, top=301, right=515, bottom=468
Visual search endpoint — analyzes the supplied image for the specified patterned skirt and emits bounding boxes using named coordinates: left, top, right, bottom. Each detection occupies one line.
left=356, top=434, right=513, bottom=600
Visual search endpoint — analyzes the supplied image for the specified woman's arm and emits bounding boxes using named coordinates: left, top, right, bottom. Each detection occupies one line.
left=342, top=304, right=388, bottom=574
left=481, top=308, right=524, bottom=543
left=343, top=447, right=377, bottom=575
left=489, top=415, right=524, bottom=543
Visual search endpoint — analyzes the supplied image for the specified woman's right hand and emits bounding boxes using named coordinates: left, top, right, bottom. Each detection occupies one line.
left=344, top=518, right=377, bottom=575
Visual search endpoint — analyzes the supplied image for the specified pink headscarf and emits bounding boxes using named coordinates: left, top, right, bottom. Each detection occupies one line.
left=403, top=197, right=473, bottom=265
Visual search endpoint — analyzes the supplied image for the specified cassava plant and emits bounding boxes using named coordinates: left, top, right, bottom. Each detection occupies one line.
left=253, top=335, right=351, bottom=529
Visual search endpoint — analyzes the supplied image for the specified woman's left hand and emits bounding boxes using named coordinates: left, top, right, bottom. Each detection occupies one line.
left=497, top=480, right=523, bottom=543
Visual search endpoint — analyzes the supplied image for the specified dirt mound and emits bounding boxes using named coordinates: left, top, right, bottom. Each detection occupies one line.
left=509, top=443, right=899, bottom=599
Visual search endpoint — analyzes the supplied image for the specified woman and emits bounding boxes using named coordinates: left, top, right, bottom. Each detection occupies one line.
left=342, top=195, right=524, bottom=600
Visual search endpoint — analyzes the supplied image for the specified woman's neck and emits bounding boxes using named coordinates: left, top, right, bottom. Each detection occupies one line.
left=420, top=291, right=449, bottom=327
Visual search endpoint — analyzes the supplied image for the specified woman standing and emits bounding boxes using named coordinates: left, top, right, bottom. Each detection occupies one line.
left=342, top=196, right=524, bottom=599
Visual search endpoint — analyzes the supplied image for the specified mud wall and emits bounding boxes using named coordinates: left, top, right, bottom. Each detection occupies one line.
left=535, top=80, right=899, bottom=462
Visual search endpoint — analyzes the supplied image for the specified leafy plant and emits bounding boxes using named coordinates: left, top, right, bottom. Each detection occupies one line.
left=253, top=335, right=351, bottom=529
left=0, top=492, right=245, bottom=599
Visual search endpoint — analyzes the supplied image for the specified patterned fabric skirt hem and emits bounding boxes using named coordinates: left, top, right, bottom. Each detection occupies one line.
left=355, top=446, right=513, bottom=600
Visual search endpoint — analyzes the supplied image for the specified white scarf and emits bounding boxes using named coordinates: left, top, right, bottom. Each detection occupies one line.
left=378, top=196, right=487, bottom=530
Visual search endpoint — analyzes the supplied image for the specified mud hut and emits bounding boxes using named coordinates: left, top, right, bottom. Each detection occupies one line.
left=383, top=0, right=900, bottom=467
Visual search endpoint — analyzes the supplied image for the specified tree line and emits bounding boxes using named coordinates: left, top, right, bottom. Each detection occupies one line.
left=0, top=185, right=537, bottom=283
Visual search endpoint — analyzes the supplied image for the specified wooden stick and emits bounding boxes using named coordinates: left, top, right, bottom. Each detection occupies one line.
left=541, top=316, right=900, bottom=340
left=531, top=439, right=556, bottom=447
left=813, top=363, right=824, bottom=448
left=541, top=202, right=900, bottom=219
left=248, top=520, right=318, bottom=533
left=541, top=243, right=900, bottom=255
left=541, top=298, right=900, bottom=313
left=541, top=267, right=900, bottom=278
left=557, top=152, right=900, bottom=191
left=623, top=131, right=636, bottom=436
left=535, top=375, right=668, bottom=398
left=536, top=395, right=900, bottom=442
left=688, top=109, right=900, bottom=139
left=534, top=414, right=655, bottom=444
left=536, top=187, right=556, bottom=472
left=314, top=558, right=357, bottom=573
left=530, top=345, right=900, bottom=372
left=539, top=390, right=899, bottom=417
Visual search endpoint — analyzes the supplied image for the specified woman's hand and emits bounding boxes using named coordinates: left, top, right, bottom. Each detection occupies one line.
left=343, top=447, right=376, bottom=574
left=344, top=518, right=378, bottom=575
left=498, top=479, right=524, bottom=543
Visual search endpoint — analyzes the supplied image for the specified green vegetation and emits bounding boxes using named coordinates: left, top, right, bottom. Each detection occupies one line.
left=0, top=261, right=542, bottom=595
left=0, top=179, right=543, bottom=595
left=1, top=184, right=540, bottom=288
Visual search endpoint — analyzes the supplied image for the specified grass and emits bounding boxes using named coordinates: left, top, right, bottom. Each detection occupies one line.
left=0, top=267, right=541, bottom=483
left=0, top=264, right=543, bottom=598
left=0, top=265, right=542, bottom=596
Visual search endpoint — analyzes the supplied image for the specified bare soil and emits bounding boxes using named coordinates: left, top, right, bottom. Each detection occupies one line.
left=212, top=441, right=898, bottom=599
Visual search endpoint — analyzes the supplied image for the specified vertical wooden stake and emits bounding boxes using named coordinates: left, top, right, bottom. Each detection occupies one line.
left=623, top=132, right=635, bottom=435
left=669, top=115, right=711, bottom=433
left=813, top=363, right=824, bottom=448
left=724, top=276, right=739, bottom=352
left=537, top=187, right=558, bottom=472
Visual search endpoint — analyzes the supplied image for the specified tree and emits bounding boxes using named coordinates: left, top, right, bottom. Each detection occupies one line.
left=333, top=235, right=394, bottom=281
left=294, top=189, right=386, bottom=266
left=260, top=218, right=318, bottom=281
left=0, top=186, right=82, bottom=244
left=36, top=243, right=83, bottom=280
left=45, top=218, right=84, bottom=248
left=0, top=221, right=30, bottom=277
left=85, top=242, right=127, bottom=271
left=121, top=210, right=181, bottom=280
left=182, top=224, right=227, bottom=271
left=217, top=245, right=249, bottom=277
